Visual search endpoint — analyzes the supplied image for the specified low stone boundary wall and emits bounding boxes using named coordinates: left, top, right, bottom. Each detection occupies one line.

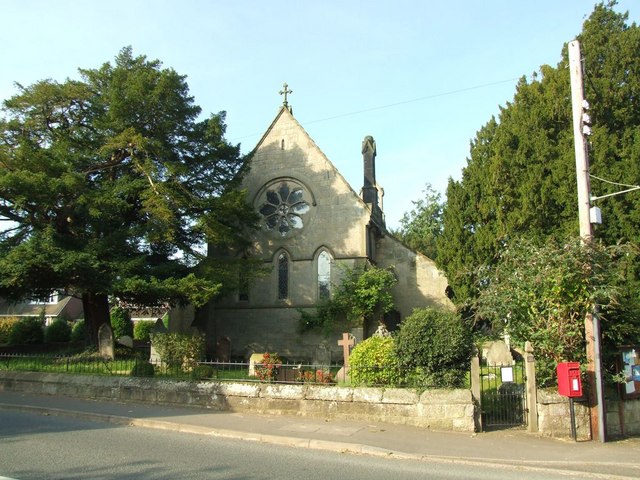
left=537, top=389, right=640, bottom=439
left=606, top=397, right=640, bottom=437
left=0, top=371, right=476, bottom=432
left=537, top=389, right=591, bottom=440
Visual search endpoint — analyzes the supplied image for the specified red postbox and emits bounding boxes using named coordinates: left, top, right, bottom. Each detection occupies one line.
left=557, top=362, right=583, bottom=397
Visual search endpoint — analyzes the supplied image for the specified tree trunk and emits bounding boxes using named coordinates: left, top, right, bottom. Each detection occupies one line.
left=82, top=292, right=111, bottom=347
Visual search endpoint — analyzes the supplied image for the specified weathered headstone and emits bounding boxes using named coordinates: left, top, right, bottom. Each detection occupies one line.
left=485, top=340, right=514, bottom=366
left=373, top=324, right=390, bottom=338
left=117, top=335, right=133, bottom=348
left=312, top=344, right=331, bottom=366
left=153, top=317, right=168, bottom=333
left=149, top=318, right=169, bottom=364
left=216, top=336, right=231, bottom=362
left=98, top=323, right=114, bottom=360
left=248, top=352, right=265, bottom=377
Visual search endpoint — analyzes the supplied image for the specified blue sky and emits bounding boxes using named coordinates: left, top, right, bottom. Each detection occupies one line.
left=1, top=1, right=638, bottom=229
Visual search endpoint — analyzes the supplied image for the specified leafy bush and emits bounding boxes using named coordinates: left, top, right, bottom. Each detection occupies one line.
left=0, top=317, right=19, bottom=344
left=474, top=237, right=636, bottom=387
left=70, top=320, right=87, bottom=344
left=349, top=336, right=400, bottom=386
left=133, top=320, right=155, bottom=342
left=8, top=317, right=45, bottom=345
left=299, top=264, right=397, bottom=334
left=150, top=332, right=205, bottom=370
left=130, top=360, right=155, bottom=377
left=44, top=318, right=71, bottom=343
left=394, top=308, right=473, bottom=388
left=255, top=352, right=282, bottom=382
left=110, top=306, right=133, bottom=339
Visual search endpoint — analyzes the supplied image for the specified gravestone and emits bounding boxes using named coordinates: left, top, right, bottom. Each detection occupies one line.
left=485, top=340, right=514, bottom=366
left=98, top=323, right=114, bottom=360
left=117, top=335, right=133, bottom=348
left=312, top=344, right=331, bottom=366
left=248, top=352, right=265, bottom=377
left=216, top=336, right=231, bottom=362
left=373, top=324, right=390, bottom=338
left=153, top=317, right=168, bottom=333
left=149, top=318, right=169, bottom=364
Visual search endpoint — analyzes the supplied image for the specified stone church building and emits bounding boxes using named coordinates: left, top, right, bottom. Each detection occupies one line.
left=197, top=98, right=453, bottom=363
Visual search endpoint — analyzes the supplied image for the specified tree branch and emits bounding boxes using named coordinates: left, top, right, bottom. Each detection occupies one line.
left=82, top=150, right=129, bottom=175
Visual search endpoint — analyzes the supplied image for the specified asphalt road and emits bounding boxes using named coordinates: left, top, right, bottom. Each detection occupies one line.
left=0, top=409, right=610, bottom=480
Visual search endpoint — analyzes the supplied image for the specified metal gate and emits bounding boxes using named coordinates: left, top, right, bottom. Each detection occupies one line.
left=480, top=362, right=527, bottom=429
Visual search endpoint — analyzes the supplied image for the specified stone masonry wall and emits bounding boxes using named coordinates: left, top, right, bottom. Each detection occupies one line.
left=537, top=389, right=640, bottom=439
left=606, top=397, right=640, bottom=437
left=537, top=389, right=591, bottom=440
left=375, top=234, right=454, bottom=320
left=0, top=371, right=475, bottom=432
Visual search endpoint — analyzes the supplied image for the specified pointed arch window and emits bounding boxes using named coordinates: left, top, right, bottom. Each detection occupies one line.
left=317, top=251, right=332, bottom=300
left=277, top=252, right=289, bottom=300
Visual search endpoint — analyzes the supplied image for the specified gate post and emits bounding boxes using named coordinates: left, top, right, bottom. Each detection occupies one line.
left=524, top=341, right=539, bottom=432
left=470, top=345, right=482, bottom=432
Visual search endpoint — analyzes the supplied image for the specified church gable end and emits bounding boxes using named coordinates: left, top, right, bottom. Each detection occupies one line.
left=205, top=95, right=452, bottom=361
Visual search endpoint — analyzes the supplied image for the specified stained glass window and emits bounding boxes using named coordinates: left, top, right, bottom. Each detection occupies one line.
left=318, top=251, right=331, bottom=300
left=278, top=252, right=289, bottom=300
left=259, top=182, right=310, bottom=237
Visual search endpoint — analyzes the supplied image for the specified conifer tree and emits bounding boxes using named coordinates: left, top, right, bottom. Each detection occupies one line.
left=437, top=2, right=640, bottom=312
left=0, top=47, right=257, bottom=345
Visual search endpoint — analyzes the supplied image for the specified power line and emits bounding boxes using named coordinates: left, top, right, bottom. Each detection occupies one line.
left=229, top=77, right=521, bottom=142
left=590, top=173, right=639, bottom=190
left=302, top=78, right=521, bottom=126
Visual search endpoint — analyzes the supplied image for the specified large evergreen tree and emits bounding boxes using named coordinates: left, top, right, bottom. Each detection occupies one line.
left=438, top=2, right=640, bottom=312
left=0, top=48, right=256, bottom=345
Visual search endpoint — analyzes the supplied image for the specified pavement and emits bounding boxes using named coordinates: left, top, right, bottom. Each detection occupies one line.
left=1, top=390, right=639, bottom=479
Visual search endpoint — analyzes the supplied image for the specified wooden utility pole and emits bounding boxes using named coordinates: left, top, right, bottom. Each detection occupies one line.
left=568, top=39, right=606, bottom=442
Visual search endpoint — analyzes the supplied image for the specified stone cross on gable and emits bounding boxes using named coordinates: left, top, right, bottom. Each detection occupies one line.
left=338, top=332, right=355, bottom=367
left=279, top=82, right=292, bottom=108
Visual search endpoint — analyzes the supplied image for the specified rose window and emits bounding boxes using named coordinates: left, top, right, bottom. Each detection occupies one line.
left=259, top=182, right=310, bottom=236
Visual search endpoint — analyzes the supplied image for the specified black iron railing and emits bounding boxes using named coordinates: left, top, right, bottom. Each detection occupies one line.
left=0, top=353, right=470, bottom=388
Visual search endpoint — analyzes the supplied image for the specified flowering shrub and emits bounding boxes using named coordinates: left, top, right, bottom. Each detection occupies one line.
left=255, top=352, right=282, bottom=382
left=296, top=369, right=334, bottom=384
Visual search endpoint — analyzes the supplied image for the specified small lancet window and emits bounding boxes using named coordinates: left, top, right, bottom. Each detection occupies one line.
left=281, top=139, right=285, bottom=150
left=277, top=252, right=289, bottom=300
left=317, top=251, right=331, bottom=300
